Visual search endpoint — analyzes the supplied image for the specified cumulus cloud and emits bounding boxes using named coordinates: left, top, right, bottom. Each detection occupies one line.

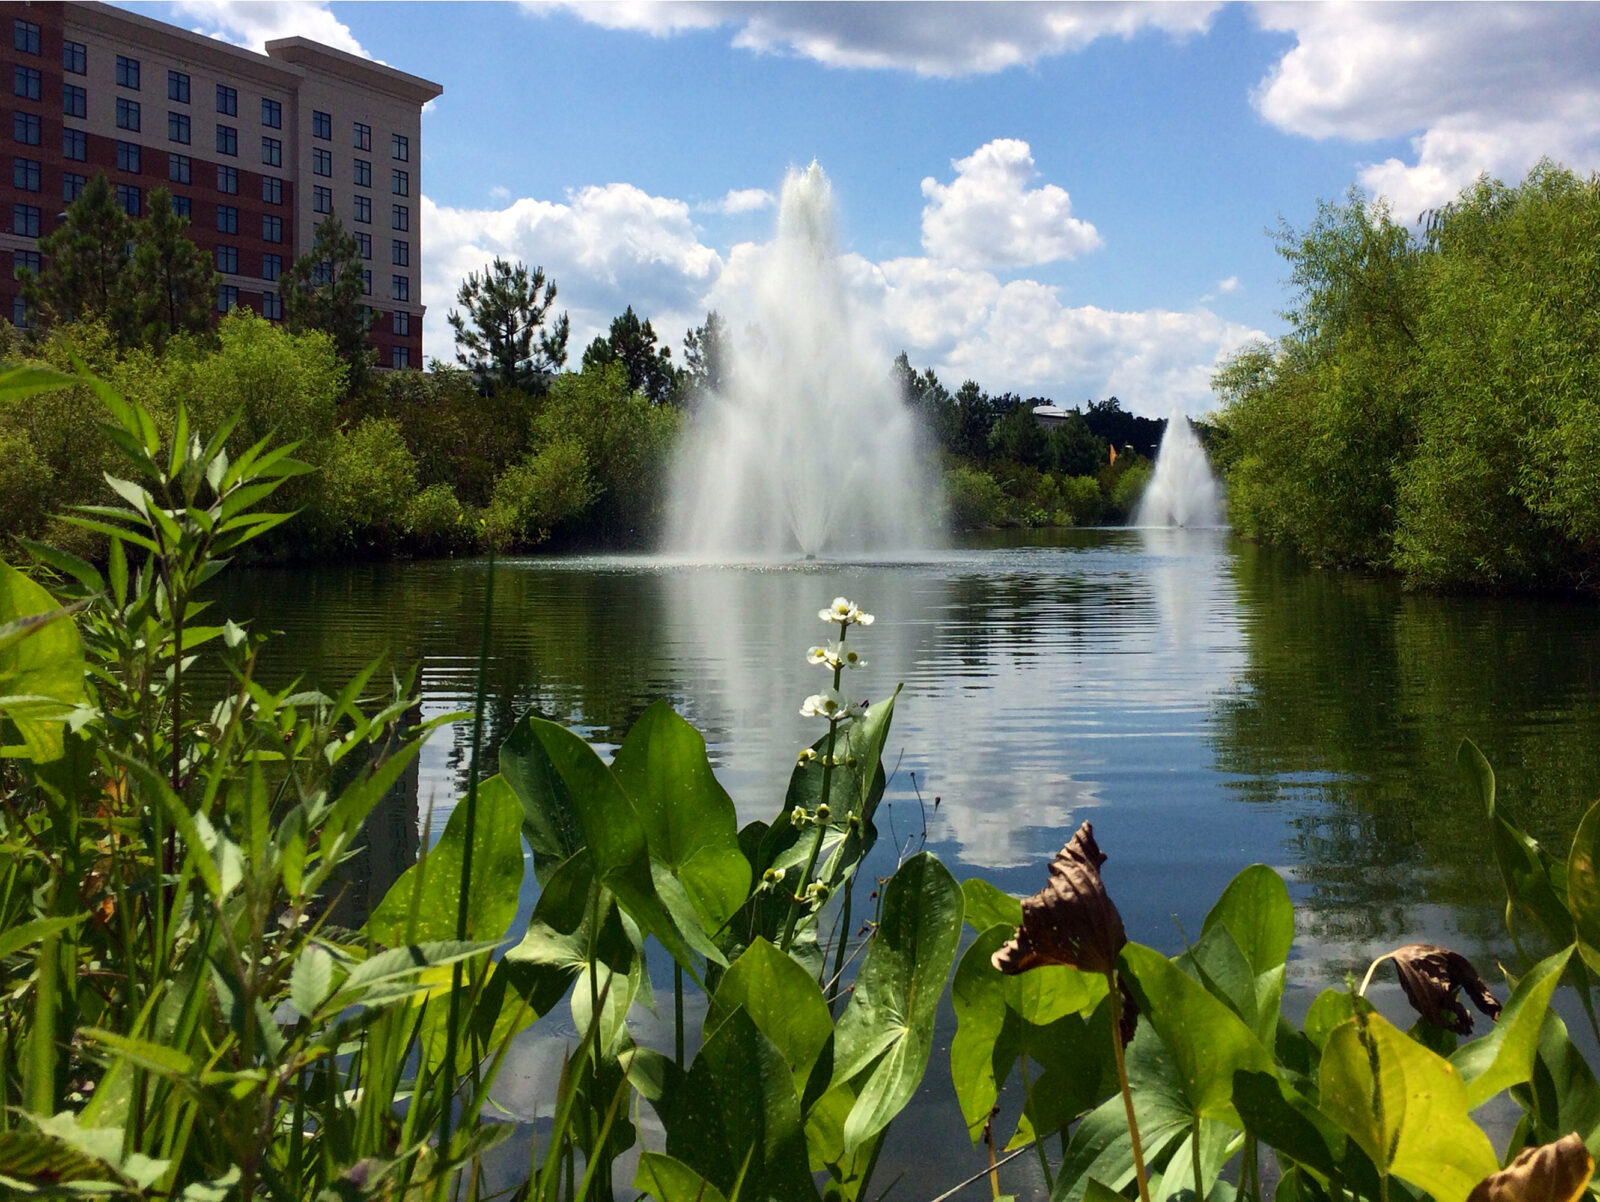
left=701, top=188, right=775, bottom=215
left=422, top=184, right=723, bottom=364
left=1216, top=275, right=1241, bottom=294
left=488, top=185, right=511, bottom=202
left=1252, top=3, right=1600, bottom=214
left=523, top=1, right=1220, bottom=77
left=920, top=139, right=1101, bottom=269
left=169, top=0, right=372, bottom=58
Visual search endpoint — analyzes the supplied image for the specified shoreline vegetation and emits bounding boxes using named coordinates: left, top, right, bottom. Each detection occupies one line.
left=2, top=369, right=1599, bottom=1200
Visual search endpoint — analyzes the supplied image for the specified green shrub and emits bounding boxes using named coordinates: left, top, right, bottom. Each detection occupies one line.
left=314, top=416, right=420, bottom=553
left=944, top=464, right=1006, bottom=530
left=484, top=436, right=596, bottom=550
left=1059, top=473, right=1103, bottom=525
left=1105, top=456, right=1153, bottom=520
left=404, top=481, right=478, bottom=556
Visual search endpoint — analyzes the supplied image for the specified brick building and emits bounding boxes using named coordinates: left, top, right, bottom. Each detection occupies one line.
left=0, top=2, right=441, bottom=367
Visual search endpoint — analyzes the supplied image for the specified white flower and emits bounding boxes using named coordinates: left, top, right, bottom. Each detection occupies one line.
left=800, top=689, right=846, bottom=720
left=819, top=597, right=873, bottom=626
left=807, top=645, right=829, bottom=665
left=837, top=642, right=866, bottom=669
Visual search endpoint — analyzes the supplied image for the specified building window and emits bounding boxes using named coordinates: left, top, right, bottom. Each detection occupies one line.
left=392, top=169, right=410, bottom=197
left=391, top=204, right=409, bottom=231
left=115, top=185, right=140, bottom=217
left=168, top=70, right=189, bottom=103
left=261, top=97, right=281, bottom=128
left=312, top=109, right=331, bottom=140
left=216, top=205, right=238, bottom=234
left=262, top=290, right=282, bottom=321
left=116, top=141, right=141, bottom=173
left=261, top=136, right=281, bottom=167
left=362, top=269, right=372, bottom=296
left=14, top=112, right=40, bottom=146
left=14, top=248, right=41, bottom=277
left=353, top=121, right=371, bottom=151
left=353, top=196, right=371, bottom=223
left=262, top=176, right=282, bottom=205
left=63, top=41, right=87, bottom=75
left=393, top=310, right=410, bottom=336
left=354, top=158, right=371, bottom=188
left=217, top=284, right=238, bottom=313
left=62, top=172, right=85, bottom=203
left=392, top=346, right=411, bottom=369
left=116, top=56, right=140, bottom=90
left=116, top=97, right=140, bottom=132
left=14, top=65, right=40, bottom=100
left=64, top=84, right=86, bottom=119
left=392, top=133, right=409, bottom=162
left=391, top=275, right=409, bottom=302
left=215, top=245, right=237, bottom=274
left=216, top=164, right=237, bottom=194
left=172, top=195, right=190, bottom=218
left=63, top=129, right=86, bottom=161
left=262, top=214, right=282, bottom=243
left=312, top=185, right=331, bottom=214
left=312, top=147, right=331, bottom=176
left=216, top=84, right=236, bottom=116
left=168, top=111, right=189, bottom=143
left=262, top=252, right=282, bottom=281
left=355, top=231, right=371, bottom=259
left=12, top=203, right=39, bottom=237
left=13, top=19, right=40, bottom=55
left=12, top=295, right=30, bottom=328
left=216, top=124, right=236, bottom=156
left=168, top=153, right=190, bottom=184
left=12, top=157, right=39, bottom=192
left=391, top=239, right=409, bottom=267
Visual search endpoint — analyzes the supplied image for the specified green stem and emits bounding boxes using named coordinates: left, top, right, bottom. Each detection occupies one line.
left=1021, top=1056, right=1054, bottom=1193
left=780, top=650, right=846, bottom=952
left=673, top=962, right=685, bottom=1071
left=826, top=882, right=853, bottom=1016
left=1108, top=973, right=1151, bottom=1202
left=1190, top=1115, right=1203, bottom=1201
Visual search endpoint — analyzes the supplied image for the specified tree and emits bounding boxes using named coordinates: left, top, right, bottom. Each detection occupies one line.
left=282, top=213, right=375, bottom=396
left=680, top=310, right=730, bottom=404
left=21, top=172, right=133, bottom=336
left=582, top=305, right=678, bottom=405
left=125, top=188, right=218, bottom=352
left=447, top=257, right=568, bottom=394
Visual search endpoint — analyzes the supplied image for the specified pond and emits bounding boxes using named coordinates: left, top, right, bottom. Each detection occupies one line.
left=214, top=528, right=1600, bottom=1195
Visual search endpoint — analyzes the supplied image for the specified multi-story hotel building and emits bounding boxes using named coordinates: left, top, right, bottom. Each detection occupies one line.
left=0, top=2, right=441, bottom=368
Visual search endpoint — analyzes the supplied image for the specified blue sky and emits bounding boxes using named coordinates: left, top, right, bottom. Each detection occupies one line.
left=127, top=2, right=1600, bottom=416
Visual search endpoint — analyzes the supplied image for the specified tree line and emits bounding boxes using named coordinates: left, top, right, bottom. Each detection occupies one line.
left=1212, top=160, right=1600, bottom=594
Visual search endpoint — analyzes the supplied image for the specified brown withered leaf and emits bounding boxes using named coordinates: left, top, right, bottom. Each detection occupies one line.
left=992, top=821, right=1126, bottom=977
left=1467, top=1134, right=1593, bottom=1202
left=1390, top=943, right=1502, bottom=1035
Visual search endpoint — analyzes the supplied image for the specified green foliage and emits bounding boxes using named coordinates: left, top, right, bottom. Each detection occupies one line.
left=448, top=257, right=570, bottom=394
left=1215, top=163, right=1600, bottom=592
left=483, top=436, right=595, bottom=550
left=282, top=213, right=375, bottom=396
left=945, top=464, right=1007, bottom=530
left=124, top=188, right=220, bottom=353
left=20, top=174, right=133, bottom=337
left=582, top=305, right=679, bottom=406
left=681, top=310, right=730, bottom=405
left=314, top=416, right=420, bottom=553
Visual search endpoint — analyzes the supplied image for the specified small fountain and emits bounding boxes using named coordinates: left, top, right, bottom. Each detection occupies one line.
left=665, top=163, right=941, bottom=558
left=1135, top=409, right=1224, bottom=528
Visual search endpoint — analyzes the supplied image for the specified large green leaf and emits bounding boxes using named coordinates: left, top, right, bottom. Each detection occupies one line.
left=0, top=561, right=86, bottom=763
left=0, top=364, right=76, bottom=405
left=365, top=773, right=524, bottom=945
left=962, top=878, right=1022, bottom=931
left=708, top=938, right=832, bottom=1099
left=501, top=717, right=587, bottom=883
left=502, top=713, right=724, bottom=971
left=1119, top=942, right=1274, bottom=1126
left=1200, top=864, right=1292, bottom=1043
left=1451, top=945, right=1570, bottom=1108
left=667, top=1007, right=817, bottom=1202
left=830, top=851, right=963, bottom=1156
left=1318, top=1009, right=1498, bottom=1202
left=1566, top=801, right=1600, bottom=972
left=634, top=1152, right=732, bottom=1202
left=612, top=700, right=751, bottom=934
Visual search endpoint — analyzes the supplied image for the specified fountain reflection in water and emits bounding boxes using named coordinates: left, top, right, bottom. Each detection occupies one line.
left=666, top=163, right=941, bottom=558
left=1135, top=409, right=1224, bottom=528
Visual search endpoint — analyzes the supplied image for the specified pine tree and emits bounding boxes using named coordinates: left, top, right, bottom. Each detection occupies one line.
left=447, top=257, right=568, bottom=394
left=126, top=188, right=219, bottom=352
left=20, top=172, right=133, bottom=336
left=282, top=213, right=375, bottom=396
left=582, top=306, right=678, bottom=405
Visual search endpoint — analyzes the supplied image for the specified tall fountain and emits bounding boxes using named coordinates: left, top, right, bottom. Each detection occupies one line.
left=665, top=163, right=942, bottom=558
left=1135, top=409, right=1224, bottom=528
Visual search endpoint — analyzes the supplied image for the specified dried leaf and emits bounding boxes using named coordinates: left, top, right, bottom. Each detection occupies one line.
left=1390, top=943, right=1502, bottom=1035
left=1467, top=1134, right=1593, bottom=1202
left=992, top=822, right=1125, bottom=977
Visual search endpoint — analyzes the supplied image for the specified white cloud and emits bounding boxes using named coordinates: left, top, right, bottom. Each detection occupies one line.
left=524, top=1, right=1220, bottom=77
left=920, top=139, right=1101, bottom=269
left=422, top=184, right=722, bottom=365
left=701, top=188, right=775, bottom=216
left=1252, top=3, right=1600, bottom=214
left=1216, top=275, right=1241, bottom=294
left=488, top=185, right=511, bottom=202
left=169, top=0, right=372, bottom=58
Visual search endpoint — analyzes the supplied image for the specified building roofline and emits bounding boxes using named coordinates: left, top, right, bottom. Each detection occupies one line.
left=266, top=37, right=443, bottom=105
left=68, top=3, right=307, bottom=89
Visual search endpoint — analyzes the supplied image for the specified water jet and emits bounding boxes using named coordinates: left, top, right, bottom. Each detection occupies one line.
left=1135, top=410, right=1223, bottom=528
